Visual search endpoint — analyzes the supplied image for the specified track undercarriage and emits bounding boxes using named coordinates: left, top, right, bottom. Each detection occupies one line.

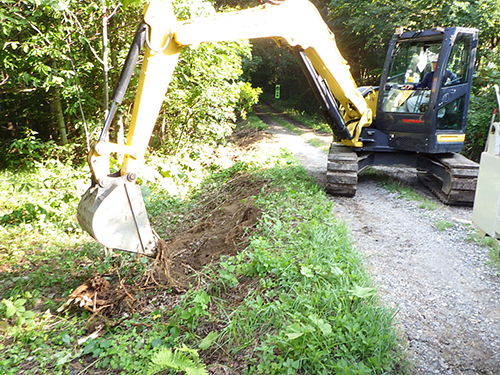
left=326, top=143, right=479, bottom=206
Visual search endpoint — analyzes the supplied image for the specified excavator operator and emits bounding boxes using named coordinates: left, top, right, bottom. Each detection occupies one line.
left=403, top=60, right=457, bottom=113
left=404, top=60, right=457, bottom=91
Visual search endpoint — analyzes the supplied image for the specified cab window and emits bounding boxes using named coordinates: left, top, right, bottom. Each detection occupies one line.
left=443, top=33, right=472, bottom=87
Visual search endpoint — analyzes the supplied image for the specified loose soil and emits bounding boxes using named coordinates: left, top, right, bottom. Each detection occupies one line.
left=151, top=174, right=264, bottom=289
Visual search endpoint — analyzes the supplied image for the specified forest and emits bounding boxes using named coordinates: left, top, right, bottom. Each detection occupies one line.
left=1, top=0, right=499, bottom=166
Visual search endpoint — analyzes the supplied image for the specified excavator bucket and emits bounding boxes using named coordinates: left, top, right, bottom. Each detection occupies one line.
left=77, top=175, right=157, bottom=257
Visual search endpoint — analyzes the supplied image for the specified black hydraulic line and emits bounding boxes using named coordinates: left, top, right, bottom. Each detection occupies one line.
left=294, top=48, right=353, bottom=140
left=112, top=22, right=148, bottom=104
left=99, top=23, right=148, bottom=142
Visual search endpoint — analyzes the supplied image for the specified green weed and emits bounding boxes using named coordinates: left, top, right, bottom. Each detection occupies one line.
left=147, top=346, right=207, bottom=375
left=266, top=111, right=302, bottom=134
left=0, top=142, right=406, bottom=374
left=485, top=238, right=500, bottom=272
left=417, top=200, right=439, bottom=211
left=267, top=103, right=331, bottom=133
left=361, top=168, right=437, bottom=210
left=468, top=232, right=500, bottom=272
left=434, top=220, right=455, bottom=231
left=247, top=112, right=268, bottom=130
left=307, top=137, right=330, bottom=151
left=0, top=294, right=36, bottom=326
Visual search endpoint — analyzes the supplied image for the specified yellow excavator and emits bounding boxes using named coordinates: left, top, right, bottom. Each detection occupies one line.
left=78, top=0, right=479, bottom=256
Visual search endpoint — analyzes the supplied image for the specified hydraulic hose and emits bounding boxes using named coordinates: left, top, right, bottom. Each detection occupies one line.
left=99, top=23, right=148, bottom=142
left=294, top=49, right=353, bottom=140
left=112, top=22, right=148, bottom=104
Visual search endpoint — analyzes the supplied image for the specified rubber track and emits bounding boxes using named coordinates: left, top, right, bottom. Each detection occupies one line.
left=418, top=153, right=479, bottom=206
left=326, top=143, right=358, bottom=196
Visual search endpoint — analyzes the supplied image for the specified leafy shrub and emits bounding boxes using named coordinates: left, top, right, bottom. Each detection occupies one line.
left=465, top=47, right=500, bottom=161
left=1, top=295, right=36, bottom=326
left=0, top=202, right=49, bottom=226
left=6, top=129, right=79, bottom=169
left=6, top=129, right=56, bottom=169
left=237, top=81, right=262, bottom=119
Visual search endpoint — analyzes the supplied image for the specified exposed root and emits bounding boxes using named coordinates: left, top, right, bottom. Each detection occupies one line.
left=58, top=241, right=186, bottom=318
left=142, top=238, right=187, bottom=292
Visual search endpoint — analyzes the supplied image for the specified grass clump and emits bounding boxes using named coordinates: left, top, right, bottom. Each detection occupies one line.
left=213, top=162, right=404, bottom=373
left=361, top=168, right=438, bottom=210
left=283, top=108, right=331, bottom=133
left=247, top=112, right=268, bottom=131
left=434, top=220, right=455, bottom=232
left=467, top=232, right=500, bottom=272
left=265, top=111, right=303, bottom=134
left=265, top=100, right=331, bottom=133
left=307, top=137, right=330, bottom=151
left=485, top=237, right=500, bottom=272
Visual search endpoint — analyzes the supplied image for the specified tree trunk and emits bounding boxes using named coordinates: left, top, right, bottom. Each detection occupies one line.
left=52, top=88, right=68, bottom=145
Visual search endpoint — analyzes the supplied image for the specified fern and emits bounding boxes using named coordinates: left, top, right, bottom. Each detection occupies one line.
left=147, top=345, right=208, bottom=375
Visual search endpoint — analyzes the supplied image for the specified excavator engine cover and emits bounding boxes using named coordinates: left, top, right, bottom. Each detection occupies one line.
left=77, top=175, right=157, bottom=256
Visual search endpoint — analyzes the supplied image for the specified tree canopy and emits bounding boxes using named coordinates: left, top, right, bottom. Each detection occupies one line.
left=0, top=0, right=259, bottom=167
left=1, top=0, right=498, bottom=165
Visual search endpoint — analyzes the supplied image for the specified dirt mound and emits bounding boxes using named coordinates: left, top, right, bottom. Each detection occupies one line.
left=149, top=173, right=265, bottom=289
left=61, top=173, right=267, bottom=319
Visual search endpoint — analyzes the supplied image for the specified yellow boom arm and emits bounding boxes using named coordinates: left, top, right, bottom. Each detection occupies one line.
left=121, top=0, right=371, bottom=174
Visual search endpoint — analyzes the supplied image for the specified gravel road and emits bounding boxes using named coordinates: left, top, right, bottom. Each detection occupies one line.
left=255, top=106, right=500, bottom=374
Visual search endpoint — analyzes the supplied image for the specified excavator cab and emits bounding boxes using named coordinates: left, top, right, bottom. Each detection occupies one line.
left=362, top=27, right=478, bottom=154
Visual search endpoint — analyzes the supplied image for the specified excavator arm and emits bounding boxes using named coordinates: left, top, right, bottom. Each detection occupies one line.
left=77, top=0, right=372, bottom=255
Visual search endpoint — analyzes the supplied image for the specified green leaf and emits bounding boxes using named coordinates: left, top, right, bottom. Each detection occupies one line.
left=23, top=311, right=36, bottom=319
left=5, top=303, right=16, bottom=318
left=193, top=291, right=209, bottom=305
left=122, top=0, right=142, bottom=7
left=285, top=331, right=304, bottom=340
left=150, top=338, right=165, bottom=348
left=349, top=285, right=377, bottom=299
left=99, top=339, right=112, bottom=349
left=285, top=323, right=312, bottom=340
left=331, top=265, right=344, bottom=276
left=300, top=265, right=314, bottom=277
left=185, top=367, right=208, bottom=375
left=181, top=310, right=193, bottom=320
left=150, top=348, right=174, bottom=366
left=14, top=298, right=27, bottom=307
left=198, top=331, right=218, bottom=350
left=61, top=333, right=71, bottom=345
left=51, top=1, right=68, bottom=11
left=309, top=314, right=332, bottom=336
left=54, top=351, right=73, bottom=366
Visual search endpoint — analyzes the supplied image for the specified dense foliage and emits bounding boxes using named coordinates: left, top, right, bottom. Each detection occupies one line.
left=1, top=0, right=499, bottom=164
left=325, top=0, right=500, bottom=160
left=0, top=134, right=406, bottom=374
left=247, top=0, right=500, bottom=160
left=0, top=0, right=260, bottom=168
